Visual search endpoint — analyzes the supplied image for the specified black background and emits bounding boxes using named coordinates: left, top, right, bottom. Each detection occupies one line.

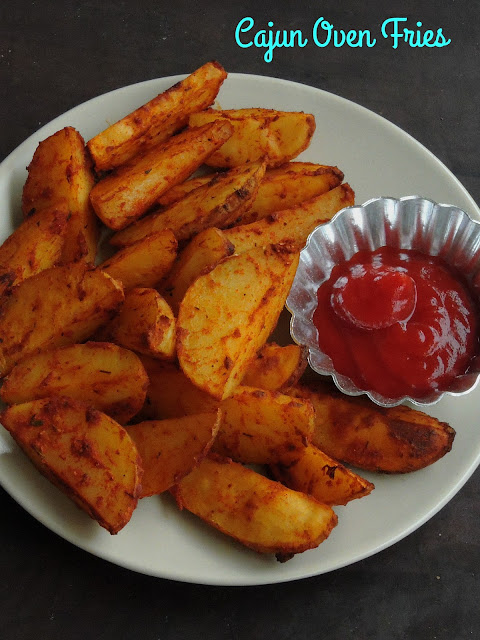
left=1, top=1, right=479, bottom=639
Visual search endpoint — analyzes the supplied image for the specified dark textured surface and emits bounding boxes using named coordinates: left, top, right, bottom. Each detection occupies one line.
left=1, top=1, right=479, bottom=638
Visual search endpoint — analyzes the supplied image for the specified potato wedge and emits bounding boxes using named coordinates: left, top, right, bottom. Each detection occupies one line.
left=223, top=183, right=355, bottom=253
left=22, top=126, right=98, bottom=264
left=87, top=61, right=227, bottom=171
left=240, top=342, right=307, bottom=391
left=109, top=161, right=266, bottom=247
left=103, top=288, right=176, bottom=360
left=140, top=356, right=313, bottom=464
left=100, top=230, right=177, bottom=291
left=177, top=244, right=299, bottom=400
left=172, top=455, right=337, bottom=558
left=89, top=121, right=234, bottom=231
left=0, top=263, right=124, bottom=377
left=188, top=108, right=315, bottom=168
left=156, top=173, right=217, bottom=207
left=212, top=386, right=313, bottom=464
left=137, top=358, right=219, bottom=420
left=270, top=443, right=374, bottom=506
left=0, top=202, right=69, bottom=296
left=1, top=342, right=148, bottom=424
left=127, top=410, right=221, bottom=497
left=0, top=397, right=142, bottom=534
left=161, top=227, right=235, bottom=315
left=291, top=384, right=456, bottom=473
left=156, top=162, right=343, bottom=212
left=239, top=162, right=344, bottom=224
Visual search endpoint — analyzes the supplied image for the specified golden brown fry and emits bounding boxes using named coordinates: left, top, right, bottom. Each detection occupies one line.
left=0, top=264, right=124, bottom=377
left=189, top=108, right=315, bottom=168
left=172, top=455, right=337, bottom=558
left=103, top=288, right=176, bottom=360
left=127, top=410, right=221, bottom=497
left=89, top=121, right=234, bottom=231
left=0, top=397, right=142, bottom=534
left=240, top=342, right=307, bottom=391
left=136, top=358, right=219, bottom=420
left=212, top=386, right=314, bottom=464
left=0, top=202, right=69, bottom=296
left=291, top=384, right=456, bottom=473
left=156, top=162, right=343, bottom=212
left=87, top=61, right=227, bottom=171
left=156, top=173, right=217, bottom=207
left=239, top=162, right=344, bottom=224
left=270, top=443, right=374, bottom=506
left=100, top=230, right=177, bottom=291
left=223, top=183, right=355, bottom=253
left=22, top=126, right=98, bottom=264
left=177, top=244, right=299, bottom=400
left=1, top=342, right=148, bottom=425
left=109, top=161, right=265, bottom=247
left=160, top=227, right=235, bottom=315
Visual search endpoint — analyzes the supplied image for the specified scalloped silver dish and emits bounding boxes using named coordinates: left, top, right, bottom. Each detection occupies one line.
left=287, top=196, right=480, bottom=407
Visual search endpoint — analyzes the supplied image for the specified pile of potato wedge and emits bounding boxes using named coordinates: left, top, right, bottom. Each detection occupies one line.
left=0, top=61, right=456, bottom=562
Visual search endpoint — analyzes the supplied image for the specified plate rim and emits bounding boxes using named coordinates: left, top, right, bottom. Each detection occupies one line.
left=1, top=71, right=479, bottom=586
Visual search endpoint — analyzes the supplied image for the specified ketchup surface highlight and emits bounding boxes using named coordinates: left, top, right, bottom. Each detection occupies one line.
left=313, top=246, right=478, bottom=400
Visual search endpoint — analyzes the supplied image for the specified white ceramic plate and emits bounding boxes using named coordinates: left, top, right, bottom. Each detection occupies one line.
left=1, top=73, right=479, bottom=586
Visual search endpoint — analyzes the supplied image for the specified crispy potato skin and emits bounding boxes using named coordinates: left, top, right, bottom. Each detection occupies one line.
left=139, top=354, right=309, bottom=422
left=22, top=126, right=98, bottom=264
left=0, top=397, right=142, bottom=534
left=189, top=108, right=316, bottom=168
left=241, top=343, right=307, bottom=391
left=212, top=386, right=314, bottom=464
left=0, top=264, right=124, bottom=377
left=156, top=162, right=343, bottom=213
left=240, top=162, right=344, bottom=225
left=89, top=121, right=234, bottom=231
left=100, top=229, right=178, bottom=291
left=223, top=183, right=355, bottom=253
left=1, top=342, right=149, bottom=424
left=0, top=202, right=69, bottom=296
left=109, top=161, right=266, bottom=248
left=176, top=244, right=300, bottom=400
left=138, top=366, right=316, bottom=466
left=136, top=358, right=219, bottom=421
left=101, top=288, right=176, bottom=360
left=127, top=410, right=221, bottom=497
left=271, top=444, right=375, bottom=506
left=87, top=61, right=227, bottom=171
left=172, top=455, right=337, bottom=557
left=291, top=384, right=456, bottom=473
left=156, top=173, right=217, bottom=207
left=160, top=227, right=235, bottom=315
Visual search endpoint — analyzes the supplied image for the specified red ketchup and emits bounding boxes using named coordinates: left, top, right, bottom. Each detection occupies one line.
left=313, top=246, right=478, bottom=399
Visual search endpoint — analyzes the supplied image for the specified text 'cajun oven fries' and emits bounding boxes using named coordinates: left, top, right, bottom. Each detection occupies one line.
left=0, top=62, right=456, bottom=560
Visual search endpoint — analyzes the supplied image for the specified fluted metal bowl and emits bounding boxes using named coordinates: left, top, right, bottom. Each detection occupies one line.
left=286, top=196, right=480, bottom=407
